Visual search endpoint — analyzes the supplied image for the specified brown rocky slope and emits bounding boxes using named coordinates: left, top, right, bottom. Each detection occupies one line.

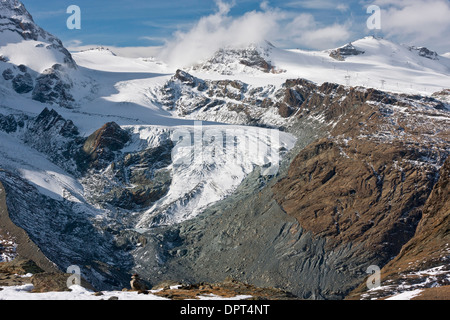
left=272, top=84, right=449, bottom=299
left=346, top=157, right=450, bottom=300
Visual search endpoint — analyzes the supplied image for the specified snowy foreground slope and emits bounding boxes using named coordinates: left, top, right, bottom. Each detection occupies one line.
left=0, top=284, right=251, bottom=300
left=1, top=0, right=450, bottom=300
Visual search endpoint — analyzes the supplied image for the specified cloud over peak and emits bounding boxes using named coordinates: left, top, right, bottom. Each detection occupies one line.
left=158, top=0, right=353, bottom=67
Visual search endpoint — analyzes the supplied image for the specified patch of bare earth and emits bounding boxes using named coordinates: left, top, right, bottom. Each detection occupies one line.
left=152, top=278, right=299, bottom=300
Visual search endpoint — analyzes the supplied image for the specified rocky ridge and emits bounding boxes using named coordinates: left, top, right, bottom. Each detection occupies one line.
left=329, top=42, right=365, bottom=61
left=159, top=69, right=448, bottom=130
left=191, top=42, right=282, bottom=75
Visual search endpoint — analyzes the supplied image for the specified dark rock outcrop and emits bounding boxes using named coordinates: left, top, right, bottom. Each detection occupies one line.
left=329, top=43, right=365, bottom=61
left=0, top=114, right=18, bottom=133
left=80, top=122, right=131, bottom=170
left=194, top=44, right=278, bottom=74
left=409, top=46, right=439, bottom=60
left=0, top=170, right=133, bottom=291
left=2, top=68, right=14, bottom=81
left=31, top=65, right=75, bottom=108
left=12, top=72, right=33, bottom=94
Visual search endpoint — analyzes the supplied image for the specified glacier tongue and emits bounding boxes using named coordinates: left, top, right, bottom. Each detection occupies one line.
left=134, top=123, right=296, bottom=228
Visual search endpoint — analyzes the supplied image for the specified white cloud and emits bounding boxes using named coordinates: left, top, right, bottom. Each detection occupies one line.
left=158, top=1, right=283, bottom=67
left=336, top=4, right=349, bottom=12
left=280, top=13, right=352, bottom=50
left=285, top=0, right=349, bottom=11
left=369, top=0, right=450, bottom=52
left=65, top=39, right=84, bottom=48
left=158, top=0, right=352, bottom=67
left=293, top=23, right=352, bottom=49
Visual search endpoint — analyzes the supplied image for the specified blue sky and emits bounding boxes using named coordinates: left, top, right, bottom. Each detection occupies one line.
left=20, top=0, right=450, bottom=55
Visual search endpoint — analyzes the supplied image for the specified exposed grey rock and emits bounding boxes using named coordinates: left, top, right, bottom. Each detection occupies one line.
left=127, top=119, right=359, bottom=300
left=0, top=114, right=18, bottom=133
left=161, top=70, right=283, bottom=127
left=12, top=73, right=33, bottom=94
left=329, top=43, right=365, bottom=61
left=17, top=64, right=28, bottom=73
left=409, top=46, right=439, bottom=60
left=0, top=0, right=78, bottom=108
left=82, top=138, right=173, bottom=211
left=193, top=43, right=278, bottom=74
left=32, top=66, right=75, bottom=108
left=17, top=108, right=83, bottom=175
left=0, top=169, right=133, bottom=291
left=2, top=68, right=14, bottom=81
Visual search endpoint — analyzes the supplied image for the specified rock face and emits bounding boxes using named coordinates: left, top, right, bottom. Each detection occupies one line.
left=271, top=135, right=441, bottom=278
left=0, top=0, right=76, bottom=68
left=160, top=70, right=447, bottom=131
left=160, top=69, right=281, bottom=126
left=347, top=158, right=450, bottom=300
left=329, top=43, right=365, bottom=61
left=0, top=114, right=18, bottom=133
left=32, top=65, right=75, bottom=108
left=0, top=108, right=174, bottom=289
left=409, top=46, right=439, bottom=60
left=2, top=68, right=14, bottom=81
left=0, top=181, right=60, bottom=273
left=1, top=76, right=448, bottom=299
left=82, top=139, right=173, bottom=211
left=192, top=42, right=280, bottom=75
left=0, top=169, right=134, bottom=290
left=0, top=108, right=83, bottom=175
left=12, top=72, right=33, bottom=94
left=81, top=122, right=131, bottom=170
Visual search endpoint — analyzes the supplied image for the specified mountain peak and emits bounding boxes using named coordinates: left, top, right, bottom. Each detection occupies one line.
left=0, top=0, right=85, bottom=108
left=329, top=42, right=365, bottom=61
left=0, top=0, right=33, bottom=23
left=190, top=40, right=283, bottom=75
left=0, top=0, right=77, bottom=70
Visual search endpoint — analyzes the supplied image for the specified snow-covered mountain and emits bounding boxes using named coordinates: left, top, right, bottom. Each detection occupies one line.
left=0, top=0, right=76, bottom=70
left=0, top=0, right=95, bottom=108
left=1, top=0, right=449, bottom=300
left=180, top=36, right=450, bottom=96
